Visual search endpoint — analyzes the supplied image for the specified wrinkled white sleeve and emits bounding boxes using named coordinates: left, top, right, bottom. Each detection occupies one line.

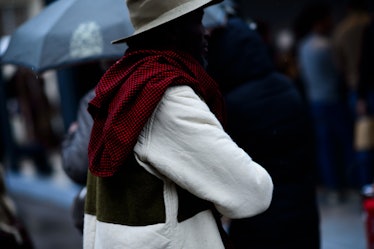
left=134, top=86, right=273, bottom=219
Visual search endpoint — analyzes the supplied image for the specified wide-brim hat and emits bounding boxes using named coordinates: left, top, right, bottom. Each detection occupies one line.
left=112, top=0, right=222, bottom=44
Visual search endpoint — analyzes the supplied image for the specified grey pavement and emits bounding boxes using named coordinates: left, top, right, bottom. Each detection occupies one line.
left=10, top=191, right=82, bottom=249
left=3, top=155, right=83, bottom=249
left=2, top=158, right=369, bottom=249
left=318, top=190, right=366, bottom=249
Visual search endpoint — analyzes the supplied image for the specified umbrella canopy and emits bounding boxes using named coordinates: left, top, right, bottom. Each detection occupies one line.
left=1, top=0, right=134, bottom=73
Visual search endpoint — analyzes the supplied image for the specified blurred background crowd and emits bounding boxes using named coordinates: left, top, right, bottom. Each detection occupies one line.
left=0, top=0, right=373, bottom=248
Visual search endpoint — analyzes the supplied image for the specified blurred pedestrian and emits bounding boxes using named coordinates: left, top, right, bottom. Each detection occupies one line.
left=0, top=165, right=34, bottom=249
left=356, top=16, right=374, bottom=115
left=61, top=59, right=113, bottom=233
left=357, top=16, right=374, bottom=118
left=295, top=2, right=354, bottom=201
left=206, top=5, right=320, bottom=249
left=61, top=88, right=95, bottom=233
left=83, top=0, right=273, bottom=248
left=5, top=68, right=58, bottom=176
left=332, top=0, right=371, bottom=115
left=356, top=13, right=374, bottom=187
left=332, top=0, right=373, bottom=189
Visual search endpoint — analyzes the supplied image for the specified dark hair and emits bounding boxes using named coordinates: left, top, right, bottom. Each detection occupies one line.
left=293, top=2, right=332, bottom=40
left=126, top=10, right=206, bottom=63
left=126, top=24, right=176, bottom=50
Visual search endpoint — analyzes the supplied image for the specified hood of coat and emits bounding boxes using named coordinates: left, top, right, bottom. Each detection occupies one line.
left=207, top=17, right=274, bottom=94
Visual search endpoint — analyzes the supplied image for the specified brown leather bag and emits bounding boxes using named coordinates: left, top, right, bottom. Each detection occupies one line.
left=354, top=116, right=374, bottom=151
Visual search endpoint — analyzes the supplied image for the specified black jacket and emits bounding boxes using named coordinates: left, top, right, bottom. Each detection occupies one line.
left=207, top=17, right=320, bottom=249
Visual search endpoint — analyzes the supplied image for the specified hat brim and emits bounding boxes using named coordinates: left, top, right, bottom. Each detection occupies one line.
left=112, top=0, right=223, bottom=44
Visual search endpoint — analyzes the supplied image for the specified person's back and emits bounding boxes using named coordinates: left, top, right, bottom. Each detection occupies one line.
left=294, top=2, right=354, bottom=195
left=299, top=33, right=341, bottom=104
left=332, top=0, right=371, bottom=95
left=207, top=17, right=320, bottom=249
left=295, top=2, right=342, bottom=105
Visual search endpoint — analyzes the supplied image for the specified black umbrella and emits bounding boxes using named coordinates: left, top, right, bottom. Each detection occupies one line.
left=1, top=0, right=134, bottom=73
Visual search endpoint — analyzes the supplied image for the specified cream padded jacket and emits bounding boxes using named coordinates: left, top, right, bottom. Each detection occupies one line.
left=84, top=85, right=273, bottom=249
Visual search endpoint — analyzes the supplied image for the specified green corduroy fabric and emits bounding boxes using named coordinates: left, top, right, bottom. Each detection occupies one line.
left=85, top=154, right=211, bottom=226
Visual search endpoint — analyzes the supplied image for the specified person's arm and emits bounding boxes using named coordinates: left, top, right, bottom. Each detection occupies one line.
left=135, top=86, right=273, bottom=219
left=61, top=90, right=95, bottom=185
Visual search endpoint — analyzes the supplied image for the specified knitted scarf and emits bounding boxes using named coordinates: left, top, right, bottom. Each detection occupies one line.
left=88, top=49, right=225, bottom=177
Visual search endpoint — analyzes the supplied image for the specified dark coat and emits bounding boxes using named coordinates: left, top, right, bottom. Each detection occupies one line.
left=207, top=17, right=320, bottom=249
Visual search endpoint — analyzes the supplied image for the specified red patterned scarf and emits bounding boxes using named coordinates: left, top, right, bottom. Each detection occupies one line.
left=88, top=49, right=225, bottom=177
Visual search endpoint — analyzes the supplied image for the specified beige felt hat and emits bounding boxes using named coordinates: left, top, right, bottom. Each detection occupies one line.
left=112, top=0, right=222, bottom=44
